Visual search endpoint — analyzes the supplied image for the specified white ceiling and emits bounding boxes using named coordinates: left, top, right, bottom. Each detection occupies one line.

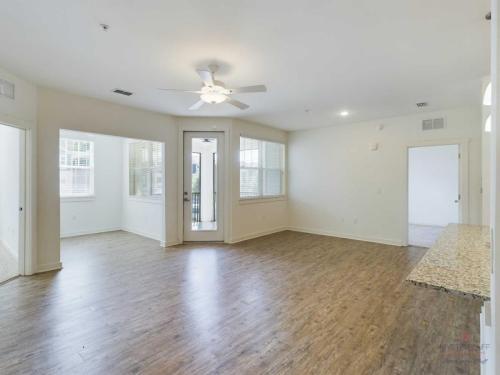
left=0, top=0, right=490, bottom=130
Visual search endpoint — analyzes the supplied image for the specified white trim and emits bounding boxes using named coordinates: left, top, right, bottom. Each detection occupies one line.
left=126, top=196, right=163, bottom=205
left=239, top=133, right=286, bottom=145
left=37, top=262, right=63, bottom=273
left=182, top=131, right=225, bottom=242
left=60, top=227, right=122, bottom=238
left=23, top=128, right=34, bottom=275
left=165, top=240, right=181, bottom=247
left=287, top=226, right=405, bottom=246
left=230, top=227, right=288, bottom=243
left=178, top=126, right=231, bottom=244
left=18, top=129, right=26, bottom=275
left=0, top=121, right=33, bottom=275
left=60, top=195, right=96, bottom=202
left=239, top=196, right=287, bottom=204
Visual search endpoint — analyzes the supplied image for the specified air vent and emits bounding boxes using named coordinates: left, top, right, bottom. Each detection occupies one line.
left=422, top=117, right=446, bottom=131
left=0, top=79, right=15, bottom=99
left=112, top=89, right=133, bottom=96
left=422, top=119, right=433, bottom=130
left=432, top=117, right=445, bottom=129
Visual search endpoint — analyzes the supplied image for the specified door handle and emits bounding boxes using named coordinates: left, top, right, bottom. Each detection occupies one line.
left=184, top=197, right=190, bottom=202
left=454, top=200, right=459, bottom=203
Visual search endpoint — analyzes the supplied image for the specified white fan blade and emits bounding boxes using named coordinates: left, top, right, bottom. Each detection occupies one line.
left=226, top=98, right=249, bottom=110
left=158, top=88, right=201, bottom=93
left=196, top=69, right=214, bottom=86
left=228, top=85, right=267, bottom=94
left=188, top=100, right=205, bottom=111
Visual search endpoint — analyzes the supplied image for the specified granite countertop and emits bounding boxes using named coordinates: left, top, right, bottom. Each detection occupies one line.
left=406, top=224, right=491, bottom=301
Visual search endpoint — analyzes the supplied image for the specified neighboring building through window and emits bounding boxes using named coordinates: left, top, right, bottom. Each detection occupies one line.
left=59, top=138, right=95, bottom=197
left=129, top=140, right=163, bottom=197
left=240, top=137, right=285, bottom=199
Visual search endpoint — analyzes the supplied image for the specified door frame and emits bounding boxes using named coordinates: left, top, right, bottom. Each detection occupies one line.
left=404, top=138, right=470, bottom=246
left=182, top=131, right=224, bottom=241
left=0, top=120, right=33, bottom=276
left=177, top=123, right=231, bottom=244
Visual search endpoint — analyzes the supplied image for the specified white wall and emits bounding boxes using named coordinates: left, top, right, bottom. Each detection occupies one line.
left=408, top=145, right=459, bottom=227
left=0, top=66, right=37, bottom=274
left=175, top=117, right=289, bottom=243
left=60, top=130, right=123, bottom=237
left=230, top=119, right=289, bottom=242
left=288, top=106, right=482, bottom=246
left=122, top=140, right=164, bottom=241
left=0, top=124, right=21, bottom=258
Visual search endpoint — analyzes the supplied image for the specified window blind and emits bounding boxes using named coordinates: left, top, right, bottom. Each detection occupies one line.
left=129, top=141, right=163, bottom=197
left=59, top=138, right=94, bottom=197
left=240, top=137, right=285, bottom=198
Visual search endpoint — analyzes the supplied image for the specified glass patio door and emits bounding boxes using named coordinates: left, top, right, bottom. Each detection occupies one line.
left=183, top=132, right=224, bottom=241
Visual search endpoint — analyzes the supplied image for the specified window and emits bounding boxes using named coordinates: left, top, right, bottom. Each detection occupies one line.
left=240, top=137, right=285, bottom=199
left=59, top=138, right=94, bottom=197
left=129, top=141, right=163, bottom=197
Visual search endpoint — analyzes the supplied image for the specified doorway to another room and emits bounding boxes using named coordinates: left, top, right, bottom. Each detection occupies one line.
left=407, top=144, right=460, bottom=247
left=183, top=132, right=224, bottom=241
left=0, top=123, right=25, bottom=283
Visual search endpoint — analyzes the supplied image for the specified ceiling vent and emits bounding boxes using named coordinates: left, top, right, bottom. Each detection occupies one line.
left=0, top=79, right=15, bottom=99
left=422, top=117, right=445, bottom=131
left=112, top=89, right=133, bottom=96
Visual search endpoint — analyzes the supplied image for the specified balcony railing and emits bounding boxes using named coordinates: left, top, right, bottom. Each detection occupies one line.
left=192, top=192, right=201, bottom=222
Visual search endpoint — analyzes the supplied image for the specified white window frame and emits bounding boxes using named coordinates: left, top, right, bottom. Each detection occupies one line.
left=239, top=136, right=286, bottom=201
left=128, top=140, right=163, bottom=200
left=59, top=138, right=95, bottom=199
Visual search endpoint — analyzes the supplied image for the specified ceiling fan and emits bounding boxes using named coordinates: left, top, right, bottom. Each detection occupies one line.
left=159, top=64, right=267, bottom=111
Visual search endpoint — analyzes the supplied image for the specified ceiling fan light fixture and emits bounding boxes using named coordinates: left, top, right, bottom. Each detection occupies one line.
left=200, top=84, right=227, bottom=104
left=158, top=65, right=265, bottom=110
left=200, top=92, right=227, bottom=104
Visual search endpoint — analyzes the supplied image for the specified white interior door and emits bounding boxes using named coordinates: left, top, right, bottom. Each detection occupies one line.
left=183, top=132, right=224, bottom=241
left=0, top=123, right=25, bottom=280
left=408, top=144, right=460, bottom=227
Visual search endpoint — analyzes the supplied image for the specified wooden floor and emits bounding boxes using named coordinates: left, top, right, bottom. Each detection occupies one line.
left=0, top=231, right=481, bottom=374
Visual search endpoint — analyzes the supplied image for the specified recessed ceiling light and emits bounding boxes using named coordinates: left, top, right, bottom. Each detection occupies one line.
left=339, top=110, right=349, bottom=117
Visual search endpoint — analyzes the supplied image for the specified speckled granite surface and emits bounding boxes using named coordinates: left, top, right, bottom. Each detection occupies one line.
left=406, top=224, right=491, bottom=301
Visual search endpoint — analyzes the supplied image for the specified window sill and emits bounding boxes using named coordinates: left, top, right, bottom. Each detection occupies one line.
left=239, top=196, right=287, bottom=205
left=127, top=196, right=163, bottom=205
left=60, top=196, right=96, bottom=202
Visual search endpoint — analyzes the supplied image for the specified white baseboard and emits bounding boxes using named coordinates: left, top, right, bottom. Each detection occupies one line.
left=230, top=227, right=288, bottom=244
left=121, top=227, right=162, bottom=242
left=164, top=240, right=181, bottom=247
left=60, top=227, right=122, bottom=238
left=286, top=226, right=405, bottom=246
left=37, top=261, right=63, bottom=273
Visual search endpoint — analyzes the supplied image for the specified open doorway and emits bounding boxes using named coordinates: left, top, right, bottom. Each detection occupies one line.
left=0, top=123, right=25, bottom=283
left=59, top=130, right=165, bottom=259
left=407, top=144, right=460, bottom=247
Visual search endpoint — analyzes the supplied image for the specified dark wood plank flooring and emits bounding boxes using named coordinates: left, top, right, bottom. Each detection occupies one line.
left=0, top=231, right=481, bottom=374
